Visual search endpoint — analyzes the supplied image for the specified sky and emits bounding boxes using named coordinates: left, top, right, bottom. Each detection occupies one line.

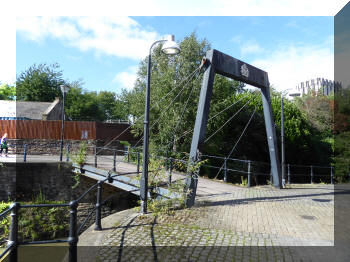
left=0, top=1, right=348, bottom=94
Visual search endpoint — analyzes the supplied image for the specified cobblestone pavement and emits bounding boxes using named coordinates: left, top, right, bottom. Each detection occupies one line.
left=91, top=184, right=336, bottom=262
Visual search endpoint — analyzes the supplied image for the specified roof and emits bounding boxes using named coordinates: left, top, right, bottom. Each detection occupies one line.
left=0, top=100, right=57, bottom=120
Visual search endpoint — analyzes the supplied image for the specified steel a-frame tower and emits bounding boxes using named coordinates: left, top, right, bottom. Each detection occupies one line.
left=186, top=49, right=282, bottom=207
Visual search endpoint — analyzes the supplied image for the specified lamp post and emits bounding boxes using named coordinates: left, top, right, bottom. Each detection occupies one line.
left=281, top=89, right=300, bottom=186
left=60, top=85, right=70, bottom=162
left=140, top=35, right=180, bottom=214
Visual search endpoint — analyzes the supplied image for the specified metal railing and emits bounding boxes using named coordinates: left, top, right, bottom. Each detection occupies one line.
left=0, top=166, right=139, bottom=262
left=15, top=144, right=348, bottom=185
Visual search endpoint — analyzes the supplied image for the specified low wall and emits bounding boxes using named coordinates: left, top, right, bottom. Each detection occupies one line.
left=0, top=162, right=138, bottom=205
left=6, top=139, right=133, bottom=155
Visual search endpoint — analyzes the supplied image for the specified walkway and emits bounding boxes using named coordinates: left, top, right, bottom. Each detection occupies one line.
left=76, top=183, right=340, bottom=262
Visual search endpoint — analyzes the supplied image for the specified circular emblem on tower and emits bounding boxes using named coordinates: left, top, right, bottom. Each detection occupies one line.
left=240, top=63, right=249, bottom=78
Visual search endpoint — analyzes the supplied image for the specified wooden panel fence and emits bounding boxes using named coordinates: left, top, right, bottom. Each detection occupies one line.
left=0, top=120, right=133, bottom=141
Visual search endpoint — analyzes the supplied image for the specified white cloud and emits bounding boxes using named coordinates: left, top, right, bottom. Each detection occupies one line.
left=113, top=66, right=138, bottom=91
left=0, top=16, right=16, bottom=85
left=251, top=40, right=334, bottom=92
left=16, top=16, right=160, bottom=60
left=241, top=42, right=264, bottom=56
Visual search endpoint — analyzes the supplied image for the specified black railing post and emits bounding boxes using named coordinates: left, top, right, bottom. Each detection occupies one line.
left=287, top=164, right=291, bottom=184
left=310, top=165, right=313, bottom=184
left=247, top=161, right=251, bottom=188
left=66, top=143, right=70, bottom=162
left=223, top=157, right=227, bottom=183
left=137, top=152, right=140, bottom=174
left=127, top=147, right=130, bottom=163
left=23, top=144, right=27, bottom=163
left=165, top=151, right=169, bottom=172
left=68, top=200, right=78, bottom=262
left=9, top=202, right=19, bottom=262
left=168, top=157, right=173, bottom=185
left=95, top=181, right=103, bottom=231
left=94, top=146, right=97, bottom=168
left=330, top=166, right=334, bottom=184
left=349, top=166, right=350, bottom=183
left=113, top=150, right=117, bottom=172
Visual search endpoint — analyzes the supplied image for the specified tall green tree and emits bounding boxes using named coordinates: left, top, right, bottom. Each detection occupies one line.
left=16, top=63, right=67, bottom=102
left=0, top=83, right=16, bottom=100
left=122, top=32, right=331, bottom=176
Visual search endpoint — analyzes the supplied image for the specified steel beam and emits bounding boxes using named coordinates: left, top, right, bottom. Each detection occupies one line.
left=187, top=49, right=282, bottom=207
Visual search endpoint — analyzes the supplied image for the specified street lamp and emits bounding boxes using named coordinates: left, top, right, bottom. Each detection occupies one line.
left=281, top=89, right=300, bottom=186
left=60, top=85, right=70, bottom=162
left=140, top=35, right=180, bottom=214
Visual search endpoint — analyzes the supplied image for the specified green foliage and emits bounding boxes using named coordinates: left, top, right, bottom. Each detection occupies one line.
left=0, top=83, right=16, bottom=100
left=71, top=141, right=88, bottom=188
left=16, top=63, right=67, bottom=102
left=0, top=195, right=69, bottom=246
left=240, top=176, right=248, bottom=187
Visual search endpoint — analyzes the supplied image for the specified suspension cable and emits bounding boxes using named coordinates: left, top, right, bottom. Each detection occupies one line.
left=133, top=69, right=201, bottom=148
left=161, top=93, right=251, bottom=152
left=98, top=66, right=202, bottom=154
left=214, top=107, right=257, bottom=179
left=204, top=98, right=252, bottom=143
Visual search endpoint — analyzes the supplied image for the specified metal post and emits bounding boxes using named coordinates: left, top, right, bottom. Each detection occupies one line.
left=95, top=181, right=103, bottom=231
left=94, top=146, right=97, bottom=168
left=137, top=152, right=140, bottom=174
left=330, top=166, right=334, bottom=184
left=23, top=144, right=27, bottom=163
left=68, top=200, right=78, bottom=262
left=66, top=143, right=70, bottom=162
left=168, top=157, right=173, bottom=185
left=127, top=147, right=130, bottom=163
left=281, top=94, right=286, bottom=187
left=9, top=202, right=19, bottom=262
left=247, top=161, right=251, bottom=188
left=165, top=151, right=169, bottom=172
left=60, top=91, right=66, bottom=162
left=287, top=164, right=291, bottom=184
left=310, top=165, right=313, bottom=184
left=113, top=150, right=116, bottom=172
left=223, top=157, right=227, bottom=182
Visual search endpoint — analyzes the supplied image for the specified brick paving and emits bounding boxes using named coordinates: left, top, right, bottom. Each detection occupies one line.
left=88, top=184, right=335, bottom=262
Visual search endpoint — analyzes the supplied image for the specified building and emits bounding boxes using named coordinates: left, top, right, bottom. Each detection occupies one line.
left=296, top=78, right=342, bottom=96
left=0, top=98, right=63, bottom=120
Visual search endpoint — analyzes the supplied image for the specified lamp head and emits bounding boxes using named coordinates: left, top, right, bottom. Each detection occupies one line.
left=161, top=35, right=181, bottom=55
left=60, top=85, right=70, bottom=94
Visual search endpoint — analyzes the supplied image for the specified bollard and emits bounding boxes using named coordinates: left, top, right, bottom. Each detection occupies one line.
left=9, top=202, right=19, bottom=262
left=137, top=152, right=140, bottom=174
left=223, top=158, right=227, bottom=183
left=95, top=181, right=103, bottom=231
left=113, top=150, right=116, bottom=172
left=330, top=166, right=334, bottom=184
left=68, top=201, right=78, bottom=262
left=168, top=157, right=173, bottom=185
left=94, top=146, right=97, bottom=168
left=23, top=144, right=27, bottom=163
left=247, top=161, right=251, bottom=188
left=66, top=144, right=70, bottom=162
left=310, top=165, right=313, bottom=184
left=349, top=167, right=350, bottom=183
left=287, top=164, right=291, bottom=184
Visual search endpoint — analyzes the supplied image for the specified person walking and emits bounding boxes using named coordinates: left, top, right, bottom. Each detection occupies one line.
left=0, top=133, right=9, bottom=157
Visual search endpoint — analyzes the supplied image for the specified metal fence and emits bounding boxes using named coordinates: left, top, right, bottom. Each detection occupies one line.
left=0, top=165, right=139, bottom=262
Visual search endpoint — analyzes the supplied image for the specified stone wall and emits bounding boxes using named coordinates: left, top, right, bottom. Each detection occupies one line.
left=6, top=139, right=129, bottom=155
left=0, top=162, right=138, bottom=207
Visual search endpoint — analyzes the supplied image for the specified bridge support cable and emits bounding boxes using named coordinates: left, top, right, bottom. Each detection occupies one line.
left=161, top=93, right=251, bottom=154
left=204, top=98, right=252, bottom=144
left=97, top=66, right=202, bottom=154
left=133, top=68, right=202, bottom=148
left=214, top=107, right=257, bottom=179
